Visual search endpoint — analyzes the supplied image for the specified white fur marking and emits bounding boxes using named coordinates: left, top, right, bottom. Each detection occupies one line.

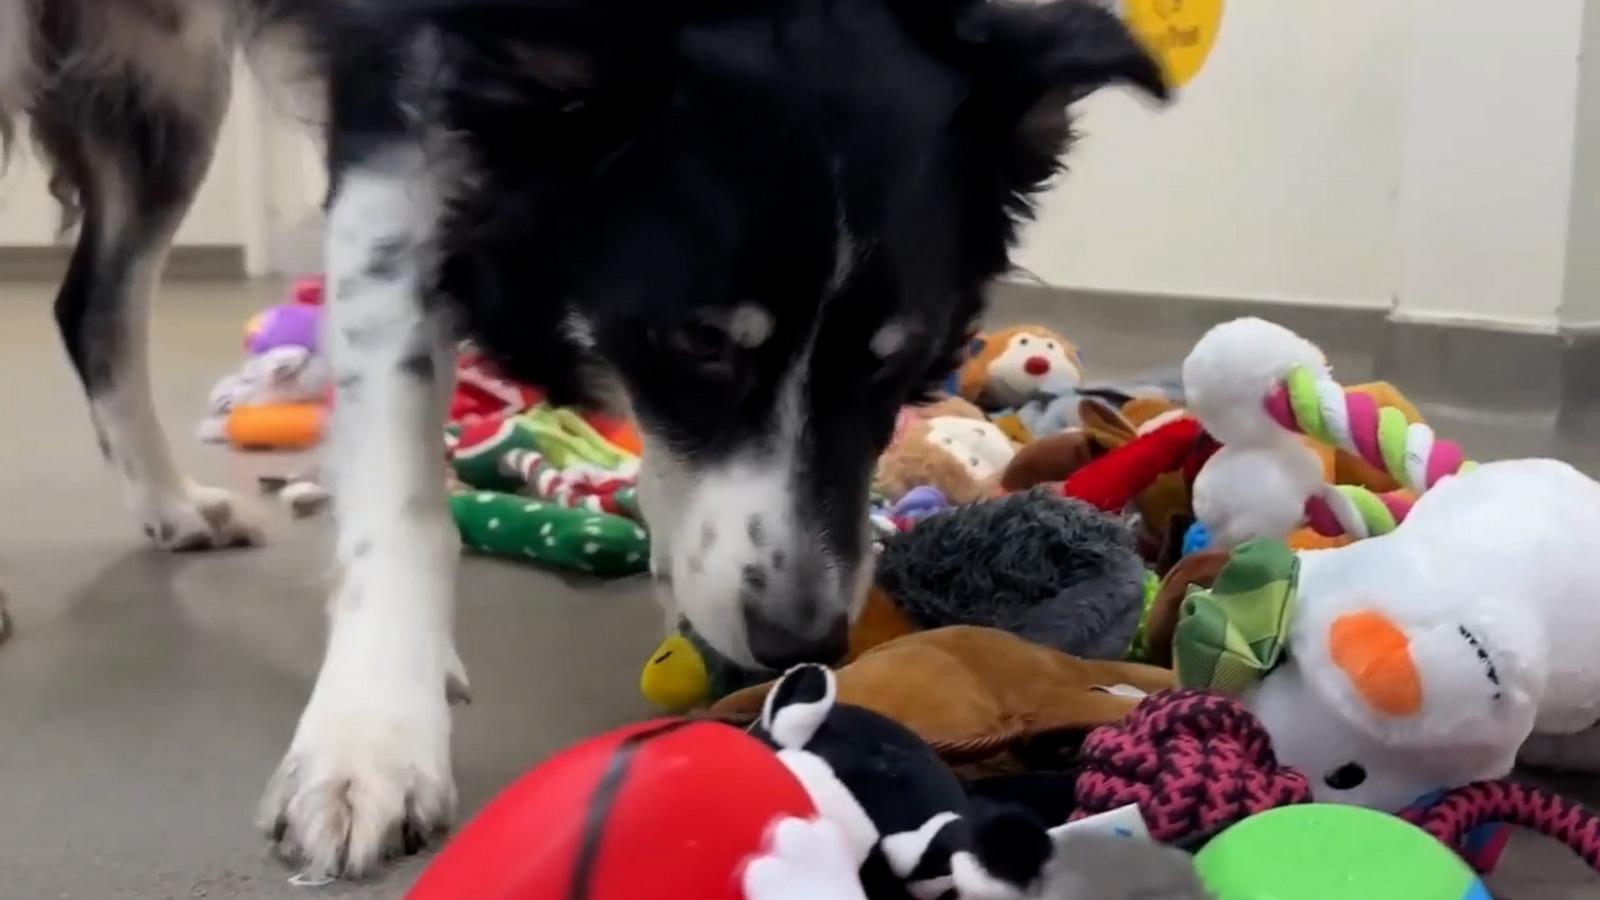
left=870, top=321, right=909, bottom=359
left=562, top=311, right=598, bottom=350
left=728, top=304, right=775, bottom=348
left=261, top=148, right=463, bottom=879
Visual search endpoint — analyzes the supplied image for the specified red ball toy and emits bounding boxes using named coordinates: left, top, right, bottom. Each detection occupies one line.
left=407, top=719, right=814, bottom=900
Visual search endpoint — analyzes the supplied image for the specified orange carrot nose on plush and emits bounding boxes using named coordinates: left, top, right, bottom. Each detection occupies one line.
left=1329, top=610, right=1422, bottom=717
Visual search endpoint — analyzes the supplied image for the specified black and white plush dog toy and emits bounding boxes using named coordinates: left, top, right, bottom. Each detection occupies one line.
left=750, top=664, right=1056, bottom=900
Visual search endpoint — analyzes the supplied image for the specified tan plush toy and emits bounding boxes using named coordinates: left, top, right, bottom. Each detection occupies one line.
left=876, top=404, right=1018, bottom=504
left=957, top=325, right=1083, bottom=409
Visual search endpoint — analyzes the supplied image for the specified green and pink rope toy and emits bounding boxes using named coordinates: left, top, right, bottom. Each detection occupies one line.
left=1264, top=367, right=1476, bottom=539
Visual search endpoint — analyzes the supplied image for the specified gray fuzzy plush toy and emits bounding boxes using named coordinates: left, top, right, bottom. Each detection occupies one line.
left=874, top=489, right=1147, bottom=661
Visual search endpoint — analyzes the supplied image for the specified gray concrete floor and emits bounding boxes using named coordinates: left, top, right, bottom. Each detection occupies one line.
left=0, top=279, right=1595, bottom=898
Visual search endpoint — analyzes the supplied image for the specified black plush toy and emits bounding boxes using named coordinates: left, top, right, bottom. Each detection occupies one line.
left=750, top=664, right=1056, bottom=899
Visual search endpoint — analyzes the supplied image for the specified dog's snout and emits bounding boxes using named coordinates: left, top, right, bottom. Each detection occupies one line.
left=745, top=601, right=850, bottom=670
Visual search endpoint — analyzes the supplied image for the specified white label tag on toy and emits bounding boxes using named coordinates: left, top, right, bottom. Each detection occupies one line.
left=1049, top=805, right=1150, bottom=843
left=1090, top=683, right=1149, bottom=699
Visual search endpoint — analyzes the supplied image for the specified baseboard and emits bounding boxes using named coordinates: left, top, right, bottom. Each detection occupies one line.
left=992, top=280, right=1599, bottom=423
left=0, top=245, right=246, bottom=281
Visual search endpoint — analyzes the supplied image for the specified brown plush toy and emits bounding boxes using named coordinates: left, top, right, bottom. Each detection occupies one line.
left=711, top=626, right=1174, bottom=764
left=957, top=325, right=1084, bottom=410
left=876, top=403, right=1018, bottom=504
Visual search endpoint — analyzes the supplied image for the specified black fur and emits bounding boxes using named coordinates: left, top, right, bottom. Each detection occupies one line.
left=312, top=0, right=1164, bottom=664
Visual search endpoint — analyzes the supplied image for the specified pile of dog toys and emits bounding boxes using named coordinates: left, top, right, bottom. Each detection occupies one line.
left=596, top=314, right=1600, bottom=899
left=203, top=277, right=653, bottom=576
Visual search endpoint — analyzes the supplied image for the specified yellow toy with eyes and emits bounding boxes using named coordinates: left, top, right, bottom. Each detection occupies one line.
left=956, top=325, right=1084, bottom=410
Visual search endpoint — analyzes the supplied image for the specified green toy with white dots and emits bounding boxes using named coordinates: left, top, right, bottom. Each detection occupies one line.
left=452, top=491, right=649, bottom=576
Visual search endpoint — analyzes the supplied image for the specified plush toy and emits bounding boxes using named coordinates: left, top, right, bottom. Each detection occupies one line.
left=750, top=663, right=1064, bottom=899
left=452, top=491, right=649, bottom=576
left=290, top=274, right=324, bottom=306
left=642, top=491, right=1150, bottom=712
left=876, top=489, right=1149, bottom=660
left=447, top=402, right=647, bottom=576
left=198, top=345, right=331, bottom=448
left=244, top=303, right=320, bottom=355
left=451, top=346, right=543, bottom=428
left=1007, top=370, right=1186, bottom=441
left=1173, top=466, right=1600, bottom=813
left=407, top=719, right=818, bottom=900
left=1182, top=317, right=1430, bottom=549
left=224, top=402, right=325, bottom=451
left=875, top=410, right=1017, bottom=505
left=712, top=626, right=1173, bottom=765
left=957, top=325, right=1083, bottom=409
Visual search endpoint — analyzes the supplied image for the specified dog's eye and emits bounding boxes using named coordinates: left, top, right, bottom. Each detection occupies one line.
left=657, top=323, right=736, bottom=375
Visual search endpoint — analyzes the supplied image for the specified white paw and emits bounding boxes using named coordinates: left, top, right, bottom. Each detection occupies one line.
left=743, top=818, right=867, bottom=900
left=136, top=483, right=264, bottom=551
left=258, top=684, right=455, bottom=879
left=261, top=540, right=461, bottom=880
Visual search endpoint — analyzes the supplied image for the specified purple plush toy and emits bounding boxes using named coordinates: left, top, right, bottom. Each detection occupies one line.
left=245, top=304, right=320, bottom=355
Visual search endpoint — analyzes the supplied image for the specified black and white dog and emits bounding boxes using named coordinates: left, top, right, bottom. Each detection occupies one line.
left=0, top=0, right=1166, bottom=879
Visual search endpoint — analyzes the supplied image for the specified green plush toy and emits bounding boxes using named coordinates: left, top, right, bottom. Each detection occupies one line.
left=451, top=491, right=648, bottom=576
left=448, top=405, right=648, bottom=576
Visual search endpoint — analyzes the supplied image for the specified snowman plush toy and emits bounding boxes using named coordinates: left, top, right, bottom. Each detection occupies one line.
left=1172, top=317, right=1600, bottom=812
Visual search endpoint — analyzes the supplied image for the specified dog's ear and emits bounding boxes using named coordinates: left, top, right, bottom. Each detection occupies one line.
left=958, top=1, right=1169, bottom=176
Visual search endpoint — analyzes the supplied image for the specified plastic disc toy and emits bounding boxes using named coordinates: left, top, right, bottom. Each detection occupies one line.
left=1194, top=804, right=1489, bottom=900
left=407, top=719, right=815, bottom=900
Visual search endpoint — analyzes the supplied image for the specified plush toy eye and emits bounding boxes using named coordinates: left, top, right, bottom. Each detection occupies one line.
left=1323, top=762, right=1368, bottom=790
left=1046, top=341, right=1057, bottom=351
left=1019, top=337, right=1031, bottom=346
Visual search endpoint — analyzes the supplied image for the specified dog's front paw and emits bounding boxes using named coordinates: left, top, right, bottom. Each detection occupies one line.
left=258, top=681, right=455, bottom=880
left=743, top=818, right=866, bottom=900
left=136, top=483, right=264, bottom=551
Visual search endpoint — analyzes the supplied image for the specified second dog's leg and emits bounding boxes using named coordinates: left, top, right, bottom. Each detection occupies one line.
left=259, top=144, right=464, bottom=878
left=40, top=66, right=261, bottom=550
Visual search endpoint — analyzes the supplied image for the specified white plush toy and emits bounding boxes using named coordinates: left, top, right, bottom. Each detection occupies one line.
left=197, top=346, right=329, bottom=443
left=1174, top=317, right=1600, bottom=812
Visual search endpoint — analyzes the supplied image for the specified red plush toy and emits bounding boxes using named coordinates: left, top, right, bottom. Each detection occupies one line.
left=1060, top=416, right=1214, bottom=513
left=407, top=720, right=815, bottom=900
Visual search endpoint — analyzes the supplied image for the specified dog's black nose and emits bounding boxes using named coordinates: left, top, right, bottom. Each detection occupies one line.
left=745, top=604, right=850, bottom=670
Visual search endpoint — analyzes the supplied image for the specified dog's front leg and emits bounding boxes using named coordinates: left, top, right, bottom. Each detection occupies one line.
left=259, top=146, right=465, bottom=879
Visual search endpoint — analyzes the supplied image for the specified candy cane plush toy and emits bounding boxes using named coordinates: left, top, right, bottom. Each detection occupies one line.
left=1174, top=317, right=1600, bottom=812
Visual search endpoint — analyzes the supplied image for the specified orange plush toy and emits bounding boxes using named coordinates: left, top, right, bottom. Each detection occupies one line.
left=956, top=325, right=1084, bottom=410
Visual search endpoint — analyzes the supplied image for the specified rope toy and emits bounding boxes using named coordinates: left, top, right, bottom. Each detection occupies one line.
left=1407, top=780, right=1600, bottom=875
left=1071, top=689, right=1312, bottom=844
left=1263, top=366, right=1475, bottom=538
